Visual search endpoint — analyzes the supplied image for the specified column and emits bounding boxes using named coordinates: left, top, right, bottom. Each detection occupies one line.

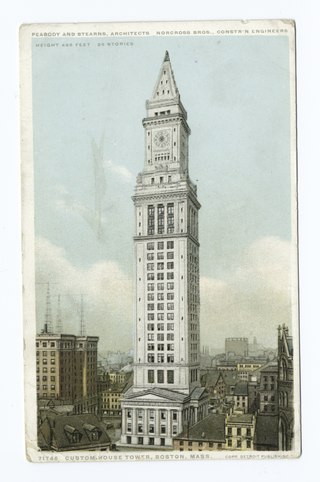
left=178, top=410, right=183, bottom=434
left=132, top=408, right=137, bottom=439
left=167, top=409, right=172, bottom=440
left=155, top=409, right=160, bottom=438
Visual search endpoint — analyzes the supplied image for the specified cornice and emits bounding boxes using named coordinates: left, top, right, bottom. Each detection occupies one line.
left=142, top=114, right=191, bottom=135
left=133, top=232, right=200, bottom=247
left=132, top=189, right=201, bottom=210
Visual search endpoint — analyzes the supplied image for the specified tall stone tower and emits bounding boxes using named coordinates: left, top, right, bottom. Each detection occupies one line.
left=120, top=51, right=208, bottom=449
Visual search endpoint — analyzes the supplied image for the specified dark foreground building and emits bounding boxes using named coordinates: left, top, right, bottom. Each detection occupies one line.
left=38, top=412, right=111, bottom=451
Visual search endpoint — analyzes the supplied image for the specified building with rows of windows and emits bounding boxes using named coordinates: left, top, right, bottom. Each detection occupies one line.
left=119, top=51, right=208, bottom=449
left=36, top=333, right=99, bottom=414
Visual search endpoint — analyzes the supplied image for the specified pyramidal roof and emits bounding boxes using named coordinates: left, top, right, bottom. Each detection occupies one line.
left=151, top=50, right=179, bottom=102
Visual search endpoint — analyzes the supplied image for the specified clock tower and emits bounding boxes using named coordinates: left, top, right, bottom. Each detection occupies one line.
left=120, top=51, right=208, bottom=449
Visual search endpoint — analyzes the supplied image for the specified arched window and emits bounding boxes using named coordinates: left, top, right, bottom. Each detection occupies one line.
left=279, top=392, right=283, bottom=407
left=279, top=358, right=288, bottom=381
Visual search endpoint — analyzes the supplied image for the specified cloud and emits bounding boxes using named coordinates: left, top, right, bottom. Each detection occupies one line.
left=54, top=186, right=108, bottom=242
left=200, top=236, right=293, bottom=350
left=35, top=237, right=133, bottom=353
left=105, top=160, right=134, bottom=183
left=35, top=235, right=294, bottom=354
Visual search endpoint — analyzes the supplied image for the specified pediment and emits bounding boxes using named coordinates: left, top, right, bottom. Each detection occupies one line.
left=125, top=388, right=186, bottom=403
left=133, top=393, right=168, bottom=401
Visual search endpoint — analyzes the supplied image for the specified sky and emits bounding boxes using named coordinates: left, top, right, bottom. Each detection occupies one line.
left=32, top=34, right=294, bottom=352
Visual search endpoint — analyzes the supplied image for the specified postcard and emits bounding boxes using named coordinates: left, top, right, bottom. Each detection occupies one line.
left=20, top=19, right=300, bottom=462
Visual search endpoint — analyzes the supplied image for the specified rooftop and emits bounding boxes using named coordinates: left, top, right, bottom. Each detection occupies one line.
left=260, top=363, right=278, bottom=373
left=38, top=413, right=111, bottom=451
left=234, top=382, right=248, bottom=396
left=255, top=414, right=278, bottom=447
left=175, top=414, right=226, bottom=443
left=227, top=414, right=254, bottom=424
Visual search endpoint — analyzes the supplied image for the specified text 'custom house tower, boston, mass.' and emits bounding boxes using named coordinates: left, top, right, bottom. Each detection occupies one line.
left=120, top=52, right=209, bottom=449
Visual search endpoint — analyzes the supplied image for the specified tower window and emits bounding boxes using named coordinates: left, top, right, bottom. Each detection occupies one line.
left=167, top=203, right=174, bottom=233
left=148, top=205, right=155, bottom=235
left=158, top=204, right=165, bottom=234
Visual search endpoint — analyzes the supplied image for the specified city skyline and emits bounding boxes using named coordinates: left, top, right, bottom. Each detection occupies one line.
left=33, top=35, right=293, bottom=352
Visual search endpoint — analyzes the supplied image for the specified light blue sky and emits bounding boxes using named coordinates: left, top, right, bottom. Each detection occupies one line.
left=33, top=35, right=292, bottom=350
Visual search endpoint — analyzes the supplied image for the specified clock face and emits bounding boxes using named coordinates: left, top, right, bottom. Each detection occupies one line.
left=154, top=129, right=170, bottom=148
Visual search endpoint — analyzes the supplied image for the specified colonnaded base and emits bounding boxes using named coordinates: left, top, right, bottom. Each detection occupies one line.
left=118, top=386, right=208, bottom=449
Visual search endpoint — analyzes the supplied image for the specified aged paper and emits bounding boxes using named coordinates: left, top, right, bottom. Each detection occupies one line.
left=20, top=19, right=300, bottom=462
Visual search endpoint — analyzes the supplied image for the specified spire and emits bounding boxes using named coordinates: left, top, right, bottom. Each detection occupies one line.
left=151, top=50, right=179, bottom=102
left=44, top=282, right=53, bottom=333
left=80, top=294, right=86, bottom=336
left=164, top=50, right=170, bottom=62
left=56, top=294, right=63, bottom=334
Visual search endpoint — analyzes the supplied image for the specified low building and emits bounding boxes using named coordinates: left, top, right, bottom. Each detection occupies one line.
left=202, top=370, right=223, bottom=400
left=248, top=378, right=259, bottom=414
left=225, top=414, right=255, bottom=450
left=237, top=363, right=263, bottom=381
left=233, top=382, right=249, bottom=413
left=216, top=361, right=237, bottom=371
left=203, top=370, right=238, bottom=409
left=108, top=370, right=128, bottom=385
left=173, top=414, right=225, bottom=451
left=225, top=337, right=248, bottom=360
left=38, top=412, right=111, bottom=451
left=100, top=385, right=123, bottom=417
left=258, top=363, right=278, bottom=414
